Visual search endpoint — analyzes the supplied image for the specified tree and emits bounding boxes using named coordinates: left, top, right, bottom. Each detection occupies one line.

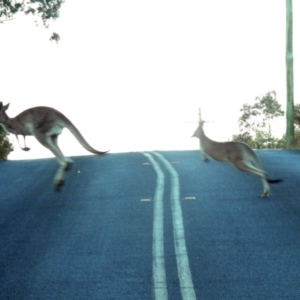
left=293, top=103, right=300, bottom=127
left=0, top=125, right=14, bottom=160
left=233, top=91, right=285, bottom=149
left=290, top=103, right=300, bottom=148
left=0, top=0, right=64, bottom=42
left=238, top=91, right=284, bottom=133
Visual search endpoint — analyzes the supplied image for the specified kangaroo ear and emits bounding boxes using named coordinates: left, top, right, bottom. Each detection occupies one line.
left=2, top=103, right=10, bottom=111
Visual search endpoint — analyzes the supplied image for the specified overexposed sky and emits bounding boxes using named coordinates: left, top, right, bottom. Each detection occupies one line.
left=0, top=0, right=299, bottom=160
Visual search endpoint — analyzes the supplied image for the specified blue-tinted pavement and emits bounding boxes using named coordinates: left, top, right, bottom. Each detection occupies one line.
left=0, top=150, right=299, bottom=299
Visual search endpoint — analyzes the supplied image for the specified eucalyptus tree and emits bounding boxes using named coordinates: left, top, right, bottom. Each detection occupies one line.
left=0, top=0, right=64, bottom=42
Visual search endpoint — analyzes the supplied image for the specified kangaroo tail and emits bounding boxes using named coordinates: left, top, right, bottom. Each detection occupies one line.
left=267, top=178, right=283, bottom=184
left=65, top=122, right=108, bottom=155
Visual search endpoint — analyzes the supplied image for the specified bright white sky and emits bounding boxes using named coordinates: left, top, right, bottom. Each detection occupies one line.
left=0, top=0, right=299, bottom=160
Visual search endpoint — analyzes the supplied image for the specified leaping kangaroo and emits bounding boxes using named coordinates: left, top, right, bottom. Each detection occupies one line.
left=0, top=102, right=108, bottom=190
left=192, top=119, right=282, bottom=198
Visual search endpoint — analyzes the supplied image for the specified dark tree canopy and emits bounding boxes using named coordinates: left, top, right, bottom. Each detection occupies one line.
left=0, top=0, right=64, bottom=42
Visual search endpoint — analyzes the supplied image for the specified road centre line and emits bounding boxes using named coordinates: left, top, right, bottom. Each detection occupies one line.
left=153, top=152, right=196, bottom=300
left=142, top=153, right=168, bottom=300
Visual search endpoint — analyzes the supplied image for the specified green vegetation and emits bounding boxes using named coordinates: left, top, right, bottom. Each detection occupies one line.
left=0, top=125, right=13, bottom=160
left=233, top=91, right=294, bottom=149
left=0, top=0, right=64, bottom=42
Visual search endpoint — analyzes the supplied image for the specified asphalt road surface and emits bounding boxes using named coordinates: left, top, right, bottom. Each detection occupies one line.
left=1, top=150, right=300, bottom=300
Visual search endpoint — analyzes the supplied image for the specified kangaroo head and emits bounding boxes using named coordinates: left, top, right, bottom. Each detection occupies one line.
left=0, top=102, right=9, bottom=111
left=192, top=121, right=205, bottom=138
left=0, top=102, right=10, bottom=122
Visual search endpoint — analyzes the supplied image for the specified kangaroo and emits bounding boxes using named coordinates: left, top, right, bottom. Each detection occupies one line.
left=192, top=120, right=282, bottom=198
left=0, top=102, right=108, bottom=190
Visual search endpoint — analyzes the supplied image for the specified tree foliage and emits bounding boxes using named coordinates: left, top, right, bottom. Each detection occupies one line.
left=0, top=0, right=64, bottom=42
left=233, top=91, right=285, bottom=149
left=293, top=103, right=300, bottom=128
left=238, top=91, right=284, bottom=133
left=0, top=125, right=14, bottom=160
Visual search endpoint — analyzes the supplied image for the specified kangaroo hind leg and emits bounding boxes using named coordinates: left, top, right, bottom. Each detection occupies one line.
left=232, top=159, right=270, bottom=198
left=34, top=133, right=72, bottom=190
left=51, top=134, right=73, bottom=168
left=50, top=134, right=74, bottom=190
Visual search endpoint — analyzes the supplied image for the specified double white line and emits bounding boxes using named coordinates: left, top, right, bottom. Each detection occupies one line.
left=143, top=152, right=196, bottom=300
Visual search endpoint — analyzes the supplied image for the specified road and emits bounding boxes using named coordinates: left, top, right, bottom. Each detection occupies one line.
left=0, top=150, right=300, bottom=299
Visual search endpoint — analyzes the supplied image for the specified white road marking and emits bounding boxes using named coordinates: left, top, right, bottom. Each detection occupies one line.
left=142, top=153, right=168, bottom=300
left=184, top=197, right=196, bottom=200
left=153, top=152, right=196, bottom=300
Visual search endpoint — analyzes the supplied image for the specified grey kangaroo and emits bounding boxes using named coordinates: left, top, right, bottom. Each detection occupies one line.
left=0, top=102, right=108, bottom=190
left=192, top=120, right=282, bottom=197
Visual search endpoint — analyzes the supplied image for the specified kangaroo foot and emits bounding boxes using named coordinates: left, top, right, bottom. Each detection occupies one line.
left=55, top=178, right=65, bottom=191
left=21, top=147, right=30, bottom=151
left=259, top=190, right=270, bottom=198
left=54, top=163, right=70, bottom=191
